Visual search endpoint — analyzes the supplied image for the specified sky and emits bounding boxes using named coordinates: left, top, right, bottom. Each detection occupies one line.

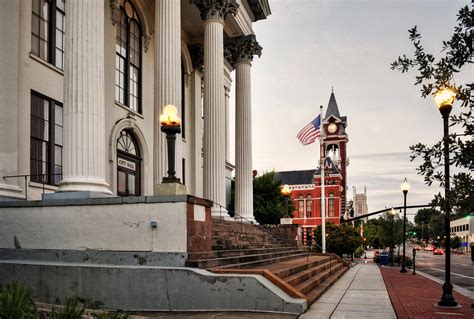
left=228, top=0, right=470, bottom=218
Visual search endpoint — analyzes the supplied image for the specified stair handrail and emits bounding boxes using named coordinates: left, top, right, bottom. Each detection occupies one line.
left=213, top=202, right=295, bottom=248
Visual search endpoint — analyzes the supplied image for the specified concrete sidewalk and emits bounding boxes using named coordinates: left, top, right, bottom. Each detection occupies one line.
left=300, top=262, right=396, bottom=318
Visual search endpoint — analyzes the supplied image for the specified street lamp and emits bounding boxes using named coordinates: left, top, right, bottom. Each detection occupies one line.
left=160, top=105, right=181, bottom=183
left=280, top=184, right=291, bottom=218
left=400, top=178, right=409, bottom=273
left=434, top=86, right=458, bottom=307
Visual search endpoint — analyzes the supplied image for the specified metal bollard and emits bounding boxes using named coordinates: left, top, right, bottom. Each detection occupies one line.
left=412, top=248, right=416, bottom=275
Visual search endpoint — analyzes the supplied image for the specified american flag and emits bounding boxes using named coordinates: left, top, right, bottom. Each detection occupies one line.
left=297, top=115, right=321, bottom=145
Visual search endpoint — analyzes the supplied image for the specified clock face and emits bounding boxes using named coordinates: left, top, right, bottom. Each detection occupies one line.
left=328, top=123, right=337, bottom=133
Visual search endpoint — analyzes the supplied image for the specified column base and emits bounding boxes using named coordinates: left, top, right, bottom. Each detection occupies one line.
left=154, top=183, right=187, bottom=196
left=0, top=183, right=24, bottom=201
left=234, top=214, right=257, bottom=224
left=42, top=191, right=113, bottom=203
left=56, top=177, right=112, bottom=195
left=211, top=205, right=230, bottom=219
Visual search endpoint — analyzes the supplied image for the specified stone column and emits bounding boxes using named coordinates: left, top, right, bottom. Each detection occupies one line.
left=154, top=0, right=182, bottom=190
left=233, top=35, right=261, bottom=222
left=191, top=0, right=238, bottom=213
left=0, top=0, right=23, bottom=200
left=56, top=0, right=111, bottom=194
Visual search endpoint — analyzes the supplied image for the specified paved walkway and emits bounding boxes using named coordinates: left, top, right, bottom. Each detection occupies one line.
left=301, top=262, right=396, bottom=318
left=380, top=267, right=474, bottom=318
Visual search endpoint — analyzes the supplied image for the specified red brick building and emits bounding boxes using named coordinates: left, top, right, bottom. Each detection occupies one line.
left=275, top=91, right=348, bottom=240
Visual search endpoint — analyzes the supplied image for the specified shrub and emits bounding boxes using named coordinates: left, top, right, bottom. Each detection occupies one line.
left=93, top=310, right=128, bottom=319
left=0, top=281, right=36, bottom=319
left=354, top=246, right=365, bottom=258
left=50, top=298, right=84, bottom=319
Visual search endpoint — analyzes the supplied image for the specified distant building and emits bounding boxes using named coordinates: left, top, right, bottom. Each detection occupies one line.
left=450, top=215, right=473, bottom=253
left=353, top=186, right=368, bottom=223
left=274, top=91, right=348, bottom=244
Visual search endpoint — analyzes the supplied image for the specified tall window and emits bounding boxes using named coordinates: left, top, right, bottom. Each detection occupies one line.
left=31, top=0, right=66, bottom=69
left=30, top=92, right=63, bottom=185
left=298, top=194, right=304, bottom=216
left=328, top=193, right=335, bottom=217
left=117, top=130, right=141, bottom=196
left=115, top=1, right=142, bottom=113
left=306, top=195, right=312, bottom=217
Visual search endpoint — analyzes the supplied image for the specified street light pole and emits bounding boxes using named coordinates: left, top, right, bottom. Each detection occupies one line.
left=400, top=178, right=409, bottom=273
left=434, top=87, right=457, bottom=307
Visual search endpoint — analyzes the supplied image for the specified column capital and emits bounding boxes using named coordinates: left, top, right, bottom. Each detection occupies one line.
left=225, top=34, right=262, bottom=66
left=188, top=44, right=204, bottom=73
left=191, top=0, right=239, bottom=21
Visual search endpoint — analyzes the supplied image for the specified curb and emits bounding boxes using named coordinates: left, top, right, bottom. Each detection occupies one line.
left=415, top=269, right=474, bottom=299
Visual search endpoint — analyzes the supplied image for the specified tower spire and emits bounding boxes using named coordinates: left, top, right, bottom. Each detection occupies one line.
left=325, top=90, right=341, bottom=119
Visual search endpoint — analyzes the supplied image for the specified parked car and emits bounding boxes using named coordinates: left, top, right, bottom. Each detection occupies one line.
left=424, top=245, right=434, bottom=251
left=415, top=245, right=421, bottom=251
left=433, top=248, right=444, bottom=255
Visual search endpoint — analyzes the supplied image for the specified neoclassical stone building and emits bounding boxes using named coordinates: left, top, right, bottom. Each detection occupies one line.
left=0, top=0, right=270, bottom=222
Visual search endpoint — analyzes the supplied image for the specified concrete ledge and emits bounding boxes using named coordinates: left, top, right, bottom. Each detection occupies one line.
left=0, top=249, right=187, bottom=267
left=0, top=194, right=212, bottom=208
left=0, top=261, right=307, bottom=314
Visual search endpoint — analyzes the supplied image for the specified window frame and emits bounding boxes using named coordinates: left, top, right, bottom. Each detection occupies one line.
left=328, top=193, right=335, bottom=217
left=116, top=130, right=141, bottom=196
left=305, top=194, right=312, bottom=217
left=298, top=194, right=304, bottom=216
left=31, top=0, right=65, bottom=69
left=30, top=91, right=63, bottom=186
left=115, top=1, right=142, bottom=113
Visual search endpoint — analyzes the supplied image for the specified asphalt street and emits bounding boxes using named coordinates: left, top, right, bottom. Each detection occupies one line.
left=411, top=247, right=474, bottom=293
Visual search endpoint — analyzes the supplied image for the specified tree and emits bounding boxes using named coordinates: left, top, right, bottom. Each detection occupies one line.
left=313, top=223, right=362, bottom=257
left=391, top=6, right=473, bottom=217
left=428, top=213, right=445, bottom=242
left=414, top=208, right=441, bottom=241
left=451, top=236, right=462, bottom=250
left=252, top=171, right=291, bottom=224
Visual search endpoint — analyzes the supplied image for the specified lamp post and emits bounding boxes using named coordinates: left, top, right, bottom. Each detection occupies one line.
left=434, top=86, right=458, bottom=307
left=280, top=184, right=291, bottom=218
left=160, top=105, right=181, bottom=183
left=400, top=178, right=409, bottom=273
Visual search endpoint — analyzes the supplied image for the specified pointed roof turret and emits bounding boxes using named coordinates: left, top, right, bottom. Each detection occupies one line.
left=325, top=89, right=341, bottom=119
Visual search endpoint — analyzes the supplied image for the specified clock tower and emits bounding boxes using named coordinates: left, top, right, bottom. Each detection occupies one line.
left=320, top=90, right=349, bottom=216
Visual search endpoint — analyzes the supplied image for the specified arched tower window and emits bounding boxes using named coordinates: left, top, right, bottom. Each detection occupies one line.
left=298, top=194, right=304, bottom=216
left=328, top=193, right=335, bottom=217
left=115, top=0, right=142, bottom=113
left=306, top=194, right=312, bottom=217
left=117, top=130, right=141, bottom=196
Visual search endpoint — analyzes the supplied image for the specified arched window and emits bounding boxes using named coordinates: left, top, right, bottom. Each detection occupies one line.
left=298, top=194, right=304, bottom=216
left=117, top=130, right=141, bottom=196
left=306, top=194, right=312, bottom=217
left=115, top=0, right=142, bottom=113
left=328, top=193, right=335, bottom=217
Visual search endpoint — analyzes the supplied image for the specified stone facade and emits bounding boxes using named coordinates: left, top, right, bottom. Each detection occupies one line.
left=0, top=0, right=271, bottom=221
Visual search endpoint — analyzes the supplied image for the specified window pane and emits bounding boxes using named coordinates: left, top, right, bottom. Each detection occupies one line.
left=55, top=125, right=62, bottom=145
left=128, top=174, right=135, bottom=195
left=118, top=171, right=126, bottom=193
left=32, top=15, right=40, bottom=35
left=40, top=20, right=48, bottom=41
left=57, top=0, right=65, bottom=12
left=54, top=145, right=62, bottom=165
left=32, top=0, right=40, bottom=14
left=40, top=0, right=49, bottom=19
left=54, top=165, right=62, bottom=185
left=39, top=39, right=48, bottom=60
left=55, top=104, right=62, bottom=125
left=31, top=36, right=39, bottom=56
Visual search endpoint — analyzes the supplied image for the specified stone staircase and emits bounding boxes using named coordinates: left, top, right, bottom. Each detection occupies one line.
left=187, top=218, right=349, bottom=305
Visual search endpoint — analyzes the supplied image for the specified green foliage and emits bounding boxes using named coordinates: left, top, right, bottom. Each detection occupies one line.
left=363, top=212, right=405, bottom=250
left=0, top=281, right=36, bottom=319
left=50, top=298, right=84, bottom=319
left=253, top=171, right=293, bottom=224
left=413, top=208, right=445, bottom=241
left=451, top=236, right=462, bottom=249
left=354, top=246, right=365, bottom=258
left=313, top=223, right=363, bottom=257
left=391, top=6, right=473, bottom=216
left=93, top=310, right=128, bottom=319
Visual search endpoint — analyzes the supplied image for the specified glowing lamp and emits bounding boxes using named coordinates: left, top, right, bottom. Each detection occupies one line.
left=433, top=87, right=456, bottom=111
left=401, top=178, right=410, bottom=193
left=280, top=184, right=291, bottom=196
left=160, top=105, right=181, bottom=126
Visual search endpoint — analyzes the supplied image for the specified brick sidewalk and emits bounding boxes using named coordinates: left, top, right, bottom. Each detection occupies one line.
left=380, top=267, right=474, bottom=318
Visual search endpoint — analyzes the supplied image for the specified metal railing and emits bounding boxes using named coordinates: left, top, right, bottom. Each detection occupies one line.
left=2, top=173, right=62, bottom=200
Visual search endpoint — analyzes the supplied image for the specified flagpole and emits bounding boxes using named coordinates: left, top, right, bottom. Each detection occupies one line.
left=320, top=104, right=326, bottom=254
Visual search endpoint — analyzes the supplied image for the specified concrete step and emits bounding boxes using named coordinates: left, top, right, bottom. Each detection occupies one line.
left=189, top=249, right=305, bottom=269
left=306, top=266, right=348, bottom=304
left=284, top=260, right=340, bottom=287
left=211, top=252, right=309, bottom=270
left=270, top=256, right=331, bottom=278
left=295, top=262, right=344, bottom=295
left=211, top=243, right=286, bottom=251
left=188, top=246, right=297, bottom=260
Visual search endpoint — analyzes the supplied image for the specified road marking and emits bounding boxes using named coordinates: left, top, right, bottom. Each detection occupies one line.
left=431, top=267, right=474, bottom=280
left=460, top=264, right=470, bottom=267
